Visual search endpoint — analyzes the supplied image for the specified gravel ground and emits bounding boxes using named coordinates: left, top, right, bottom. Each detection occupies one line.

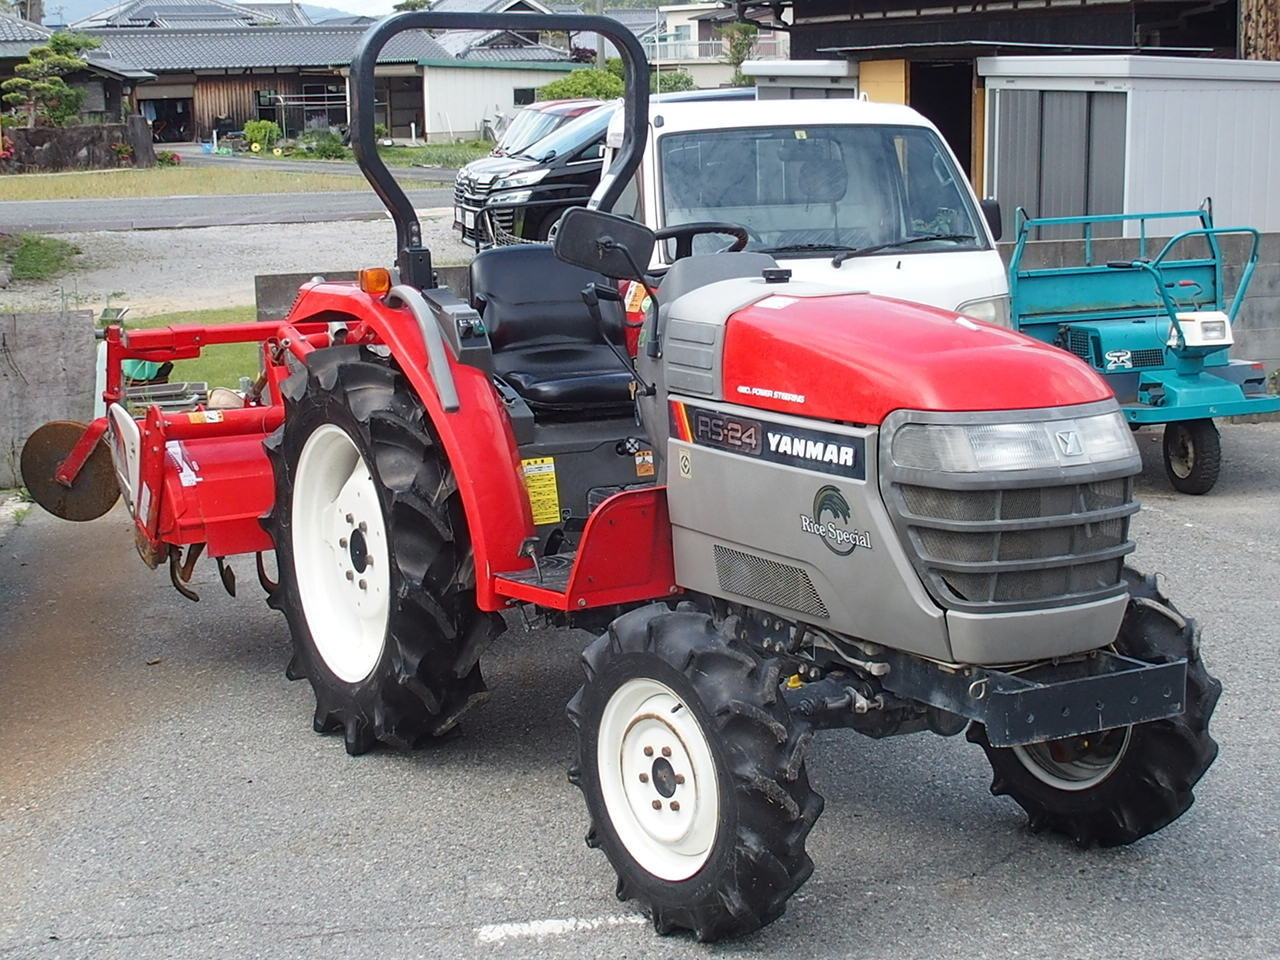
left=4, top=212, right=474, bottom=317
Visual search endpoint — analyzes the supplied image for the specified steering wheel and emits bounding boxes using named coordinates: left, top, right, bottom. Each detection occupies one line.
left=654, top=221, right=750, bottom=260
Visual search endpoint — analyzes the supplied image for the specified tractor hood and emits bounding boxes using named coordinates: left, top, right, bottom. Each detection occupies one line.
left=662, top=278, right=1113, bottom=425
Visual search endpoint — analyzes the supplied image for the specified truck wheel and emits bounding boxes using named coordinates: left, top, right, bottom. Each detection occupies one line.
left=968, top=568, right=1221, bottom=847
left=264, top=345, right=492, bottom=755
left=1163, top=419, right=1220, bottom=494
left=567, top=605, right=823, bottom=941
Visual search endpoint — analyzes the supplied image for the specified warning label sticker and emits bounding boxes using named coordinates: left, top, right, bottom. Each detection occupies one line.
left=521, top=457, right=561, bottom=526
left=634, top=450, right=655, bottom=477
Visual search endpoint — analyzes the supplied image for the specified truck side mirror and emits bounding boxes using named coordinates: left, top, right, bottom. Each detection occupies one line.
left=981, top=199, right=1002, bottom=242
left=554, top=207, right=655, bottom=280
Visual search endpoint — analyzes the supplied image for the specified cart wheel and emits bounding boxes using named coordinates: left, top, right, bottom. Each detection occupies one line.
left=1162, top=419, right=1220, bottom=494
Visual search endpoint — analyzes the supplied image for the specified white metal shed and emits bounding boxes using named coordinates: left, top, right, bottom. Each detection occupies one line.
left=978, top=55, right=1280, bottom=237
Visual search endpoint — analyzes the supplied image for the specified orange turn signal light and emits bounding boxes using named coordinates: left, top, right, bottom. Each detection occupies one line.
left=359, top=267, right=392, bottom=295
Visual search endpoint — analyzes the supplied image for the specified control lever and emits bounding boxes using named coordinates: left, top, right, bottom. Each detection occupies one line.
left=581, top=283, right=654, bottom=398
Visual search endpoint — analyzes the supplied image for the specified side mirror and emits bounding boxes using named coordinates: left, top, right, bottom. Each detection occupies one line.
left=553, top=207, right=655, bottom=280
left=981, top=198, right=1002, bottom=242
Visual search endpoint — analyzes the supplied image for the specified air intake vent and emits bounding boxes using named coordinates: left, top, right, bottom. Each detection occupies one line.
left=713, top=544, right=829, bottom=619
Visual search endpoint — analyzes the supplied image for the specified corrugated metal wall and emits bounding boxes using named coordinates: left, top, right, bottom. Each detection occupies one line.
left=992, top=89, right=1126, bottom=239
left=1126, top=85, right=1280, bottom=233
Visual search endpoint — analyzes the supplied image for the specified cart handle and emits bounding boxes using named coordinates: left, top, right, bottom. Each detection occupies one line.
left=1105, top=226, right=1260, bottom=344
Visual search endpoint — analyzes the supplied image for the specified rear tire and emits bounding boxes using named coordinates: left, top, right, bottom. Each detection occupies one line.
left=1163, top=419, right=1220, bottom=494
left=264, top=345, right=494, bottom=755
left=567, top=605, right=823, bottom=941
left=968, top=567, right=1221, bottom=847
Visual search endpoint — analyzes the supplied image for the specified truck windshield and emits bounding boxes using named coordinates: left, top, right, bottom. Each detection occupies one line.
left=658, top=124, right=985, bottom=258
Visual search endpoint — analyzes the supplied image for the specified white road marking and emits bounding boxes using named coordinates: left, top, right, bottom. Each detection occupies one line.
left=475, top=914, right=647, bottom=944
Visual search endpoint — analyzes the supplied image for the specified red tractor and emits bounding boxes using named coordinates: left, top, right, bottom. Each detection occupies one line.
left=21, top=11, right=1220, bottom=942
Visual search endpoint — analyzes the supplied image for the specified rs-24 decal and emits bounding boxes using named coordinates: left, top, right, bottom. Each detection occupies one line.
left=670, top=401, right=865, bottom=480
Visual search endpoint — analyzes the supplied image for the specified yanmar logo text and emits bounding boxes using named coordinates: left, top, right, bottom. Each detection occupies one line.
left=768, top=431, right=858, bottom=469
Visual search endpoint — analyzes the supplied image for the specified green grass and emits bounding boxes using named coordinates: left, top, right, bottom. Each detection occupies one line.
left=0, top=234, right=81, bottom=280
left=0, top=166, right=369, bottom=201
left=246, top=140, right=490, bottom=168
left=126, top=305, right=260, bottom=389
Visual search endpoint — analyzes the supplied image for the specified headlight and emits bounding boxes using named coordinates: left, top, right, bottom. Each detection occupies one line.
left=889, top=411, right=1137, bottom=473
left=492, top=168, right=548, bottom=191
left=489, top=189, right=532, bottom=205
left=956, top=294, right=1011, bottom=329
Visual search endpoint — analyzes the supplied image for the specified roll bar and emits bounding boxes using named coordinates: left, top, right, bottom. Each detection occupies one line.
left=351, top=12, right=651, bottom=288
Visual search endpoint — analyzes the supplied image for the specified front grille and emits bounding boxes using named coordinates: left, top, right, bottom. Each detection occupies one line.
left=1131, top=348, right=1166, bottom=367
left=714, top=544, right=829, bottom=619
left=1065, top=329, right=1095, bottom=363
left=454, top=176, right=493, bottom=241
left=888, top=478, right=1137, bottom=612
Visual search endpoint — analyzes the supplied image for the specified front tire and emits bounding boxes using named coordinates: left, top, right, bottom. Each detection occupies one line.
left=567, top=605, right=823, bottom=941
left=1163, top=418, right=1221, bottom=494
left=969, top=568, right=1221, bottom=847
left=264, top=345, right=494, bottom=755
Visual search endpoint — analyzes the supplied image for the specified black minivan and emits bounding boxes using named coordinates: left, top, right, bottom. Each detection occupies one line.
left=453, top=87, right=752, bottom=247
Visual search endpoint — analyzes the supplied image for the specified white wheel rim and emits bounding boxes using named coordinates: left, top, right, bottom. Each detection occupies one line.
left=1169, top=427, right=1195, bottom=478
left=291, top=423, right=391, bottom=684
left=1011, top=726, right=1132, bottom=792
left=597, top=677, right=720, bottom=881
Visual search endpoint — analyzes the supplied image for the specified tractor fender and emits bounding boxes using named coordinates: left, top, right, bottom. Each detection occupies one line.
left=285, top=281, right=534, bottom=611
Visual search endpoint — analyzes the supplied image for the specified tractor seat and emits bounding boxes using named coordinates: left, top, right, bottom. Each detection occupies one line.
left=469, top=244, right=633, bottom=412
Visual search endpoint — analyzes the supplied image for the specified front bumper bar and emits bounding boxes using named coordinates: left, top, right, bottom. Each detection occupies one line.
left=880, top=648, right=1187, bottom=747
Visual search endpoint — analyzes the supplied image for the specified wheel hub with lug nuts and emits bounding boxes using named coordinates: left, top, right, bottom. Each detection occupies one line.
left=598, top=678, right=720, bottom=882
left=292, top=424, right=391, bottom=684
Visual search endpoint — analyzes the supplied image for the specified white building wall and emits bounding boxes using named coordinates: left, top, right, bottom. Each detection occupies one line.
left=421, top=65, right=579, bottom=142
left=1126, top=82, right=1280, bottom=233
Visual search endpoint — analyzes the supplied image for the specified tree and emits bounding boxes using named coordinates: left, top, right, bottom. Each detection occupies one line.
left=537, top=68, right=624, bottom=100
left=1, top=32, right=100, bottom=128
left=718, top=21, right=758, bottom=86
left=393, top=0, right=431, bottom=10
left=652, top=68, right=695, bottom=93
left=1240, top=0, right=1280, bottom=59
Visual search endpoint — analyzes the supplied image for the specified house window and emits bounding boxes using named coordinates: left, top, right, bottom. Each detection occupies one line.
left=513, top=87, right=536, bottom=106
left=673, top=25, right=691, bottom=41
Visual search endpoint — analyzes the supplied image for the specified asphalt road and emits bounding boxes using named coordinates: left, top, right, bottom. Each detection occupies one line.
left=0, top=186, right=456, bottom=233
left=1, top=422, right=1277, bottom=960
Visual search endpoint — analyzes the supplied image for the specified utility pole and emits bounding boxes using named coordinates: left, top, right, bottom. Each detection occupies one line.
left=21, top=0, right=46, bottom=23
left=1240, top=0, right=1280, bottom=59
left=596, top=0, right=606, bottom=68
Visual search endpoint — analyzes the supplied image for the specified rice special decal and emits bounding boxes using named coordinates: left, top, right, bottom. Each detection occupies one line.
left=800, top=485, right=873, bottom=556
left=670, top=401, right=865, bottom=480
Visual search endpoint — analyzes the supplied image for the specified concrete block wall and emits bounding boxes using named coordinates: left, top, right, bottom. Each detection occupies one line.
left=1000, top=232, right=1280, bottom=375
left=0, top=311, right=97, bottom=490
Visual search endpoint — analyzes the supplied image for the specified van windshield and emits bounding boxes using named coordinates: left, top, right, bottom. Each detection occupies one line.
left=658, top=124, right=986, bottom=258
left=498, top=107, right=576, bottom=156
left=515, top=102, right=616, bottom=162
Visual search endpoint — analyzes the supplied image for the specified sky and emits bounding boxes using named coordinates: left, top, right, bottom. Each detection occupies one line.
left=337, top=1, right=402, bottom=13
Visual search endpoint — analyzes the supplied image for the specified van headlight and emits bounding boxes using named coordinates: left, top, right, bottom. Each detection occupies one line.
left=888, top=409, right=1137, bottom=474
left=492, top=168, right=548, bottom=191
left=956, top=294, right=1011, bottom=329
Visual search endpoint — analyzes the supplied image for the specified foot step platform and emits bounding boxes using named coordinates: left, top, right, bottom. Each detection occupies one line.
left=492, top=488, right=677, bottom=611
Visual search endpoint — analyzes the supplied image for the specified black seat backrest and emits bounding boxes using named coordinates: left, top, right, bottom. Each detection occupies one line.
left=470, top=244, right=623, bottom=352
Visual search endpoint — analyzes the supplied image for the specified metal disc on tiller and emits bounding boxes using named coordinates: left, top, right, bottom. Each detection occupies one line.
left=19, top=421, right=121, bottom=522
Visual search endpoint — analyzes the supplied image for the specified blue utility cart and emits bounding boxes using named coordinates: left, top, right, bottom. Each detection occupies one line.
left=1008, top=205, right=1279, bottom=493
